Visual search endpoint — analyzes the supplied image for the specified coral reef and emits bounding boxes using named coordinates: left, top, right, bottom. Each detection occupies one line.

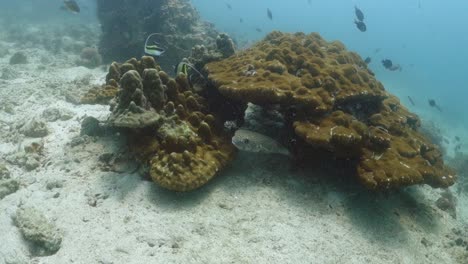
left=102, top=56, right=235, bottom=191
left=96, top=0, right=218, bottom=72
left=189, top=33, right=236, bottom=73
left=205, top=31, right=455, bottom=190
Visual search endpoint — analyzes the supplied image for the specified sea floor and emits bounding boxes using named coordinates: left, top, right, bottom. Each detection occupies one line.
left=1, top=37, right=468, bottom=264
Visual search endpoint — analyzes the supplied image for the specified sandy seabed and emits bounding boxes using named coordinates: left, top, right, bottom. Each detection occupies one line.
left=0, top=41, right=468, bottom=264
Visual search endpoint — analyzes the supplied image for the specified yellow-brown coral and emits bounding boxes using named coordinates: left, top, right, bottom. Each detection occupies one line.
left=105, top=56, right=236, bottom=191
left=80, top=84, right=119, bottom=105
left=206, top=31, right=455, bottom=190
left=205, top=31, right=386, bottom=114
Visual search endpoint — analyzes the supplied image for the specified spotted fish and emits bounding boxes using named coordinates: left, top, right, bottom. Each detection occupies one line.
left=232, top=129, right=289, bottom=156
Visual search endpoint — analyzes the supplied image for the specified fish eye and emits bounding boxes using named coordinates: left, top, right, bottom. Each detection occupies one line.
left=243, top=138, right=250, bottom=144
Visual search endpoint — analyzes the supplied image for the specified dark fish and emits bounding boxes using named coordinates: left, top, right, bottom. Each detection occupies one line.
left=382, top=59, right=401, bottom=71
left=382, top=59, right=393, bottom=69
left=374, top=48, right=381, bottom=53
left=232, top=129, right=290, bottom=156
left=355, top=6, right=364, bottom=22
left=455, top=136, right=460, bottom=142
left=407, top=96, right=415, bottom=106
left=226, top=3, right=232, bottom=10
left=364, top=57, right=371, bottom=64
left=354, top=20, right=366, bottom=32
left=308, top=0, right=311, bottom=4
left=240, top=18, right=243, bottom=23
left=428, top=99, right=442, bottom=112
left=455, top=144, right=462, bottom=151
left=63, top=0, right=80, bottom=13
left=267, top=8, right=273, bottom=20
left=255, top=28, right=262, bottom=33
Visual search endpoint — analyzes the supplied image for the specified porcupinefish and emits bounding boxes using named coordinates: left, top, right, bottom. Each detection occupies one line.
left=232, top=129, right=290, bottom=156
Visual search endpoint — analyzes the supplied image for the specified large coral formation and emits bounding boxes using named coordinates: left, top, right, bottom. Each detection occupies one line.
left=96, top=0, right=218, bottom=72
left=104, top=56, right=235, bottom=191
left=206, top=31, right=386, bottom=113
left=206, top=31, right=455, bottom=190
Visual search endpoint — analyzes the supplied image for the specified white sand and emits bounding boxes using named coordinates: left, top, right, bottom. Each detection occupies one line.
left=1, top=43, right=468, bottom=264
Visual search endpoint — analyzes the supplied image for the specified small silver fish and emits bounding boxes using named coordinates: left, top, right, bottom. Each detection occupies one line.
left=232, top=129, right=289, bottom=156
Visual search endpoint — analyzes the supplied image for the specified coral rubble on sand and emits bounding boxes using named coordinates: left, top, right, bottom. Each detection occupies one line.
left=205, top=31, right=455, bottom=190
left=14, top=206, right=62, bottom=256
left=100, top=56, right=236, bottom=191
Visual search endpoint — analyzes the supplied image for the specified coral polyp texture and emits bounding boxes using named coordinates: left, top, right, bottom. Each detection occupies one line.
left=206, top=31, right=386, bottom=114
left=105, top=56, right=236, bottom=191
left=206, top=31, right=455, bottom=189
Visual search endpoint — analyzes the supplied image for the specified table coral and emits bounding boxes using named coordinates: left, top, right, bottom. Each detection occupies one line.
left=206, top=31, right=455, bottom=190
left=103, top=56, right=235, bottom=191
left=206, top=31, right=386, bottom=114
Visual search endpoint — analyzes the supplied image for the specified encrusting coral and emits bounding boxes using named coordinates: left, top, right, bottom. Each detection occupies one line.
left=80, top=83, right=119, bottom=105
left=103, top=56, right=235, bottom=191
left=205, top=31, right=455, bottom=190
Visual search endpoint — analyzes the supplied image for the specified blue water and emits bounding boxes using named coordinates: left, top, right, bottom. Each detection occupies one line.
left=1, top=0, right=466, bottom=144
left=0, top=0, right=97, bottom=23
left=193, top=0, right=468, bottom=134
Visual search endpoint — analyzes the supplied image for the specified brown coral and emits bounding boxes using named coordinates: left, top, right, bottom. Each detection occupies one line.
left=205, top=31, right=386, bottom=114
left=103, top=56, right=235, bottom=191
left=206, top=31, right=455, bottom=190
left=80, top=84, right=118, bottom=105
